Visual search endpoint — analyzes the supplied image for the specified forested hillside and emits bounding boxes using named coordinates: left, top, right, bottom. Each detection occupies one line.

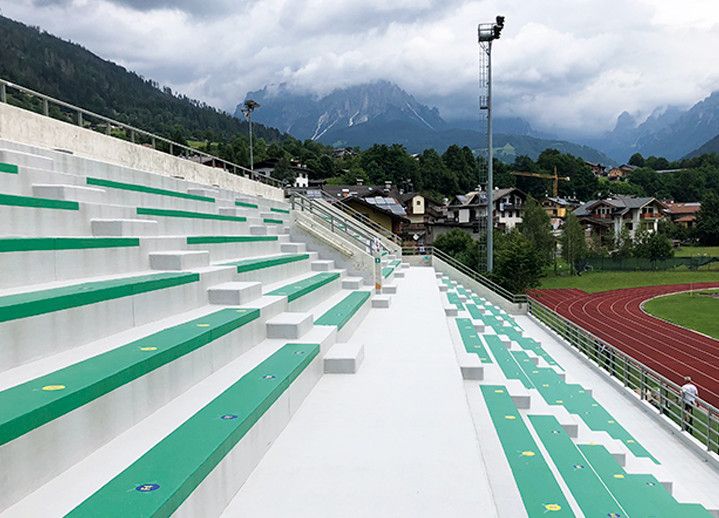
left=0, top=15, right=282, bottom=143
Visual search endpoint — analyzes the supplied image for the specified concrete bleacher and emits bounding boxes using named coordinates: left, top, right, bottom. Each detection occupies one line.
left=439, top=272, right=719, bottom=517
left=0, top=139, right=393, bottom=516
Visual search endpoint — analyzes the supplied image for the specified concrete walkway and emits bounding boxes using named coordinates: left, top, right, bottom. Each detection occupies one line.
left=224, top=267, right=497, bottom=517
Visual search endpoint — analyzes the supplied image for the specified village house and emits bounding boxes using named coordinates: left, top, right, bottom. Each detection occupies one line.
left=664, top=201, right=701, bottom=229
left=542, top=197, right=581, bottom=230
left=574, top=195, right=668, bottom=240
left=606, top=164, right=638, bottom=181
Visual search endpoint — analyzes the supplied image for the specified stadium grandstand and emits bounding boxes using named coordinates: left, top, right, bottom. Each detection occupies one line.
left=0, top=79, right=718, bottom=518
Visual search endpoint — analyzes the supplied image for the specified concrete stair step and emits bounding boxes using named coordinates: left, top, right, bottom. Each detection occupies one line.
left=187, top=187, right=219, bottom=198
left=280, top=242, right=306, bottom=254
left=91, top=218, right=159, bottom=236
left=371, top=295, right=391, bottom=308
left=323, top=341, right=364, bottom=374
left=32, top=184, right=106, bottom=203
left=149, top=250, right=210, bottom=270
left=207, top=281, right=262, bottom=305
left=265, top=312, right=313, bottom=339
left=311, top=260, right=335, bottom=272
left=341, top=277, right=364, bottom=290
left=382, top=284, right=397, bottom=294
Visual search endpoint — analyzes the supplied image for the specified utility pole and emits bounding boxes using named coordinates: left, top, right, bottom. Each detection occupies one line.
left=478, top=16, right=505, bottom=272
left=241, top=99, right=260, bottom=171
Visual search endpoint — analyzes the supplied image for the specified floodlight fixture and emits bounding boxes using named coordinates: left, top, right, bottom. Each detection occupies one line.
left=241, top=99, right=261, bottom=171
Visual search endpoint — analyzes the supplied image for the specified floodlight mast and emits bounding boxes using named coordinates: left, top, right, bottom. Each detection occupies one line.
left=478, top=15, right=504, bottom=272
left=241, top=99, right=260, bottom=171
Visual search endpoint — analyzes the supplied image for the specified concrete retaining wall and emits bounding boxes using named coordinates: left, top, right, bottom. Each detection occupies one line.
left=0, top=103, right=283, bottom=201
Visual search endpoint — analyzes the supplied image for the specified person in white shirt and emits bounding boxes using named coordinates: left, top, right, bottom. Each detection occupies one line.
left=681, top=376, right=699, bottom=431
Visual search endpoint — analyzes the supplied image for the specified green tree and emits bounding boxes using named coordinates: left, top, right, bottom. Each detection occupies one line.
left=433, top=229, right=481, bottom=269
left=492, top=230, right=545, bottom=293
left=696, top=192, right=719, bottom=245
left=632, top=231, right=673, bottom=261
left=520, top=195, right=554, bottom=265
left=628, top=153, right=645, bottom=167
left=561, top=213, right=587, bottom=274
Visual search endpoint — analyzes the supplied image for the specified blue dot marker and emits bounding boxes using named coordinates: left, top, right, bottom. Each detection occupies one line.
left=221, top=414, right=238, bottom=420
left=135, top=483, right=160, bottom=493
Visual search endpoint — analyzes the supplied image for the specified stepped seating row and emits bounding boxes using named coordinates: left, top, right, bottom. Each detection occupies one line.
left=438, top=274, right=713, bottom=517
left=0, top=140, right=391, bottom=514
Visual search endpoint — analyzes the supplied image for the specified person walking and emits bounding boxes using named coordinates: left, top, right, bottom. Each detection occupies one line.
left=681, top=376, right=698, bottom=431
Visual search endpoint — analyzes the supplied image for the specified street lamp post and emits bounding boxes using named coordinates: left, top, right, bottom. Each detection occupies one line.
left=478, top=15, right=505, bottom=272
left=241, top=99, right=260, bottom=171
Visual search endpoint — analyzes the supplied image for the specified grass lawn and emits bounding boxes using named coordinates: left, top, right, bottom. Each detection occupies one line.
left=675, top=246, right=719, bottom=257
left=540, top=270, right=719, bottom=293
left=643, top=290, right=719, bottom=339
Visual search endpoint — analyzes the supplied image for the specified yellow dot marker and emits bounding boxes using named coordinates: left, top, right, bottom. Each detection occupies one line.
left=505, top=415, right=517, bottom=420
left=592, top=403, right=598, bottom=407
left=626, top=439, right=635, bottom=444
left=613, top=474, right=625, bottom=479
left=521, top=451, right=535, bottom=457
left=494, top=389, right=505, bottom=394
left=556, top=400, right=564, bottom=404
left=140, top=347, right=158, bottom=352
left=542, top=384, right=550, bottom=388
left=545, top=504, right=562, bottom=512
left=197, top=323, right=210, bottom=328
left=42, top=385, right=65, bottom=391
left=608, top=420, right=615, bottom=424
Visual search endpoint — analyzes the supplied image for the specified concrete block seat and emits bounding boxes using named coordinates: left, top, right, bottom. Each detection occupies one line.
left=0, top=237, right=145, bottom=289
left=0, top=308, right=264, bottom=507
left=0, top=271, right=203, bottom=369
left=446, top=291, right=465, bottom=310
left=480, top=385, right=571, bottom=516
left=265, top=271, right=342, bottom=312
left=483, top=334, right=654, bottom=461
left=529, top=415, right=713, bottom=517
left=65, top=343, right=319, bottom=518
left=315, top=290, right=372, bottom=341
left=454, top=318, right=492, bottom=363
left=135, top=207, right=254, bottom=236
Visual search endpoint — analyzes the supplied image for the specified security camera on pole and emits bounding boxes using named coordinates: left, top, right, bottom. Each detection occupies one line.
left=478, top=15, right=505, bottom=272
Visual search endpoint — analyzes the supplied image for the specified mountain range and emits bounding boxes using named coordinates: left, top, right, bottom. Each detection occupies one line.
left=587, top=92, right=719, bottom=162
left=237, top=81, right=614, bottom=164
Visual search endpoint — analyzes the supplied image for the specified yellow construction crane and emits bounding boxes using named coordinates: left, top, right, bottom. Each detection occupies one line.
left=510, top=167, right=570, bottom=197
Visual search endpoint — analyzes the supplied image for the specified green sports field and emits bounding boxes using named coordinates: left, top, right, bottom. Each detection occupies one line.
left=539, top=270, right=719, bottom=293
left=643, top=289, right=719, bottom=340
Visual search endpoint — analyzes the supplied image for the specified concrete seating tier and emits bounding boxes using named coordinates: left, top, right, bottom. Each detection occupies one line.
left=66, top=343, right=319, bottom=517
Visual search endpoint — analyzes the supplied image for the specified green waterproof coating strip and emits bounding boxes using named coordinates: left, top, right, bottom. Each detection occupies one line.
left=0, top=308, right=260, bottom=446
left=315, top=291, right=371, bottom=329
left=235, top=200, right=258, bottom=209
left=67, top=343, right=319, bottom=518
left=87, top=177, right=214, bottom=202
left=269, top=207, right=290, bottom=214
left=0, top=237, right=139, bottom=253
left=137, top=207, right=245, bottom=222
left=0, top=193, right=79, bottom=210
left=0, top=162, right=19, bottom=174
left=186, top=235, right=277, bottom=245
left=267, top=272, right=340, bottom=302
left=222, top=254, right=309, bottom=273
left=0, top=272, right=199, bottom=323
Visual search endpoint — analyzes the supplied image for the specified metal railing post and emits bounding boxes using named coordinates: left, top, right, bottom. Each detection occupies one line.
left=0, top=83, right=6, bottom=103
left=77, top=111, right=83, bottom=127
left=130, top=130, right=135, bottom=143
left=43, top=99, right=49, bottom=116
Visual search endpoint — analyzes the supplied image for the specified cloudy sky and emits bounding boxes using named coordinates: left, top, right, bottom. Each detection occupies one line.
left=2, top=0, right=718, bottom=136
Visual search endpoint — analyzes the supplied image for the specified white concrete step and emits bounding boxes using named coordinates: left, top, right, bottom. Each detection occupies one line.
left=249, top=225, right=268, bottom=236
left=0, top=148, right=54, bottom=171
left=323, top=341, right=365, bottom=374
left=266, top=312, right=313, bottom=339
left=208, top=282, right=262, bottom=305
left=382, top=284, right=397, bottom=294
left=32, top=184, right=106, bottom=203
left=444, top=305, right=458, bottom=317
left=187, top=187, right=219, bottom=198
left=218, top=207, right=254, bottom=218
left=149, top=250, right=210, bottom=270
left=371, top=295, right=391, bottom=308
left=280, top=243, right=306, bottom=254
left=438, top=284, right=448, bottom=292
left=341, top=277, right=364, bottom=290
left=91, top=218, right=159, bottom=237
left=394, top=270, right=405, bottom=278
left=458, top=353, right=484, bottom=380
left=311, top=260, right=335, bottom=272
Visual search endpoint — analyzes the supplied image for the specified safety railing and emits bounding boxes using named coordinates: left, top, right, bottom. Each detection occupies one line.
left=318, top=191, right=403, bottom=245
left=528, top=296, right=719, bottom=454
left=0, top=78, right=282, bottom=188
left=402, top=246, right=528, bottom=305
left=290, top=192, right=387, bottom=255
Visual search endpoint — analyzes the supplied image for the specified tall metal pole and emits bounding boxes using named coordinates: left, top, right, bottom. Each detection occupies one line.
left=248, top=112, right=254, bottom=171
left=486, top=40, right=494, bottom=272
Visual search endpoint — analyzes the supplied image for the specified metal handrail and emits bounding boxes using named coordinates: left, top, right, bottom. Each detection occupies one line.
left=402, top=245, right=528, bottom=304
left=290, top=192, right=378, bottom=253
left=319, top=191, right=402, bottom=245
left=527, top=295, right=719, bottom=453
left=0, top=78, right=282, bottom=188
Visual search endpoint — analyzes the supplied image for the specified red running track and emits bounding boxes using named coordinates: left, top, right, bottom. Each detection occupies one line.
left=530, top=283, right=719, bottom=409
